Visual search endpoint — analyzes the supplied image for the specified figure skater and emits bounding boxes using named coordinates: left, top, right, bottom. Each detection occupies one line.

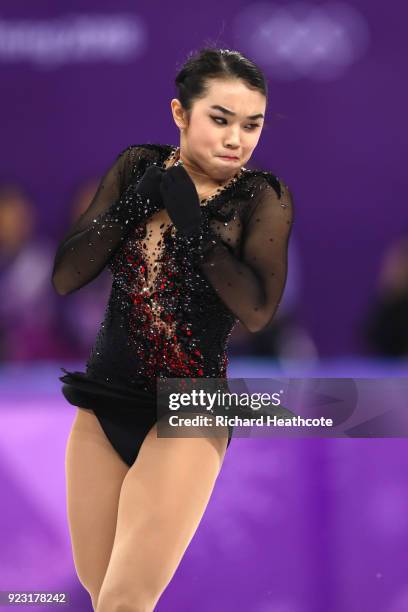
left=51, top=47, right=294, bottom=611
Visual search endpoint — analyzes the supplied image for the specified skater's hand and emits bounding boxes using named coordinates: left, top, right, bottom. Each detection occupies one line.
left=159, top=165, right=203, bottom=237
left=135, top=164, right=166, bottom=206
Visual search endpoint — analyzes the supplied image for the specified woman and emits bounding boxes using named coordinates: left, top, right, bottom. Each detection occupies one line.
left=52, top=47, right=294, bottom=611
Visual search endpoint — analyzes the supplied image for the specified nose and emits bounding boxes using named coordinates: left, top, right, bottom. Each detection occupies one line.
left=223, top=125, right=241, bottom=149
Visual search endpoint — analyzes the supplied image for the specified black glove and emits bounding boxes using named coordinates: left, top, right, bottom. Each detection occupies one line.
left=159, top=164, right=203, bottom=237
left=135, top=164, right=166, bottom=205
left=159, top=164, right=227, bottom=266
left=113, top=164, right=165, bottom=228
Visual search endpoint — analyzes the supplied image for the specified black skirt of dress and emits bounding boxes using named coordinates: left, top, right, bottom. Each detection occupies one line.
left=59, top=368, right=232, bottom=467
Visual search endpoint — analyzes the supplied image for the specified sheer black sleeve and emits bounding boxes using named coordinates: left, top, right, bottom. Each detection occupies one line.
left=51, top=145, right=152, bottom=296
left=198, top=177, right=294, bottom=333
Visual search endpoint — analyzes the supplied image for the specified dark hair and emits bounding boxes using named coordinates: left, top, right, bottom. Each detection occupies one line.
left=175, top=47, right=268, bottom=117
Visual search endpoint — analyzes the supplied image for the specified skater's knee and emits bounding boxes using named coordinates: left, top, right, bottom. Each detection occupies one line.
left=96, top=585, right=156, bottom=612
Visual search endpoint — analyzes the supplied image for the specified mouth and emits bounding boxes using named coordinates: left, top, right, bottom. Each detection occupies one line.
left=217, top=155, right=239, bottom=161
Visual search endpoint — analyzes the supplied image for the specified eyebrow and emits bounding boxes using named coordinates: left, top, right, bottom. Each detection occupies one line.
left=210, top=104, right=264, bottom=120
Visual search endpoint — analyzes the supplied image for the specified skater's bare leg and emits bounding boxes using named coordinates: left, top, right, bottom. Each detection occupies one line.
left=65, top=408, right=129, bottom=609
left=96, top=420, right=228, bottom=611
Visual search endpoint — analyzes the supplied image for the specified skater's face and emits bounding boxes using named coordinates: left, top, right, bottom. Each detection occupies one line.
left=170, top=77, right=266, bottom=180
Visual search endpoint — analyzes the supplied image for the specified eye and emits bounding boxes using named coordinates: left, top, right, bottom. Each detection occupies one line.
left=211, top=116, right=227, bottom=125
left=210, top=116, right=260, bottom=130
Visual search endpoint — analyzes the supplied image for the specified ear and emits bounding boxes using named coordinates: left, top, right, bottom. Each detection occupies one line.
left=170, top=98, right=188, bottom=130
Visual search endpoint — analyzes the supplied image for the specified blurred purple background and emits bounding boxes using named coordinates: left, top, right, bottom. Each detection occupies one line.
left=1, top=1, right=407, bottom=611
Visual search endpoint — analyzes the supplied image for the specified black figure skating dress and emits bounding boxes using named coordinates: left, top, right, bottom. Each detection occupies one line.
left=52, top=143, right=294, bottom=466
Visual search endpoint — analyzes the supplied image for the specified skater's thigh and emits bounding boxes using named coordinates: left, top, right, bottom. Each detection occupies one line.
left=65, top=408, right=129, bottom=600
left=96, top=420, right=229, bottom=610
left=121, top=419, right=228, bottom=534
